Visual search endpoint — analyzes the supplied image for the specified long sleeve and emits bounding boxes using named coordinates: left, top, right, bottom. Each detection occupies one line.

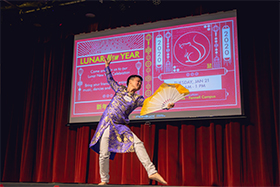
left=136, top=96, right=145, bottom=107
left=105, top=66, right=120, bottom=92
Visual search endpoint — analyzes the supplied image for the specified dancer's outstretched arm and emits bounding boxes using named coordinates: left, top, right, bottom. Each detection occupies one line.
left=104, top=57, right=120, bottom=92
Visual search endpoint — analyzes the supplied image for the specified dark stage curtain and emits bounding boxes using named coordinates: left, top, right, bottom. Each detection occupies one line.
left=1, top=2, right=279, bottom=186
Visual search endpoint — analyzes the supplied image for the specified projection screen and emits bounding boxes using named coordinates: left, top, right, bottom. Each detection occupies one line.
left=69, top=10, right=243, bottom=124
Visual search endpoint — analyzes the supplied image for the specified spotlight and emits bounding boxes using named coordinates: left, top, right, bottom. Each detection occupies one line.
left=85, top=13, right=96, bottom=18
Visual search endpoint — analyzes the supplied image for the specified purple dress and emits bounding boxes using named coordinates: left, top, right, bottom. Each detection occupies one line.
left=89, top=66, right=145, bottom=160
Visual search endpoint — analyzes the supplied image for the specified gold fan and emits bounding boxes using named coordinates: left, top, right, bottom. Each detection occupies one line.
left=140, top=83, right=189, bottom=116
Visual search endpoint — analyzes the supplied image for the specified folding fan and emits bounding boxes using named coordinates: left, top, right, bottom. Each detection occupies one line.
left=140, top=83, right=189, bottom=116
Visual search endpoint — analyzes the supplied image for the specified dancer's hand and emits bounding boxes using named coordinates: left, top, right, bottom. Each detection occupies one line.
left=167, top=103, right=175, bottom=109
left=104, top=57, right=111, bottom=67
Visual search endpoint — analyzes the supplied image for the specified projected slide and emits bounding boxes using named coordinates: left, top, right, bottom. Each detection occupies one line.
left=70, top=10, right=242, bottom=123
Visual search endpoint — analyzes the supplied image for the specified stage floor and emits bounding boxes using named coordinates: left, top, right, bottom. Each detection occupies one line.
left=0, top=182, right=187, bottom=187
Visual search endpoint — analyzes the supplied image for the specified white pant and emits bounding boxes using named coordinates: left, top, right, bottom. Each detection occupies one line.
left=99, top=126, right=157, bottom=183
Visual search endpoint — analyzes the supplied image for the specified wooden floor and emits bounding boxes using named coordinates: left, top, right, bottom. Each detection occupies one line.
left=0, top=182, right=195, bottom=187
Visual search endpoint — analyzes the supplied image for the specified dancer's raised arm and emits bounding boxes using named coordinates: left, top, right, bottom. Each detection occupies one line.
left=104, top=57, right=120, bottom=92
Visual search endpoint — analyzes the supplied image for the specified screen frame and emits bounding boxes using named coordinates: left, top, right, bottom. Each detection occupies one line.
left=68, top=9, right=246, bottom=125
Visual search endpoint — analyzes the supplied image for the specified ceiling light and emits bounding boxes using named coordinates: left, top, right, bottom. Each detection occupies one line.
left=85, top=13, right=95, bottom=18
left=152, top=0, right=161, bottom=6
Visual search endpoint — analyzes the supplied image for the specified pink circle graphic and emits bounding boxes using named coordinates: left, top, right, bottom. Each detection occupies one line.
left=174, top=31, right=210, bottom=66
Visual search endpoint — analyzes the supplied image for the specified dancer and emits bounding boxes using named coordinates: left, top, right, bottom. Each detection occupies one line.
left=89, top=58, right=174, bottom=185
